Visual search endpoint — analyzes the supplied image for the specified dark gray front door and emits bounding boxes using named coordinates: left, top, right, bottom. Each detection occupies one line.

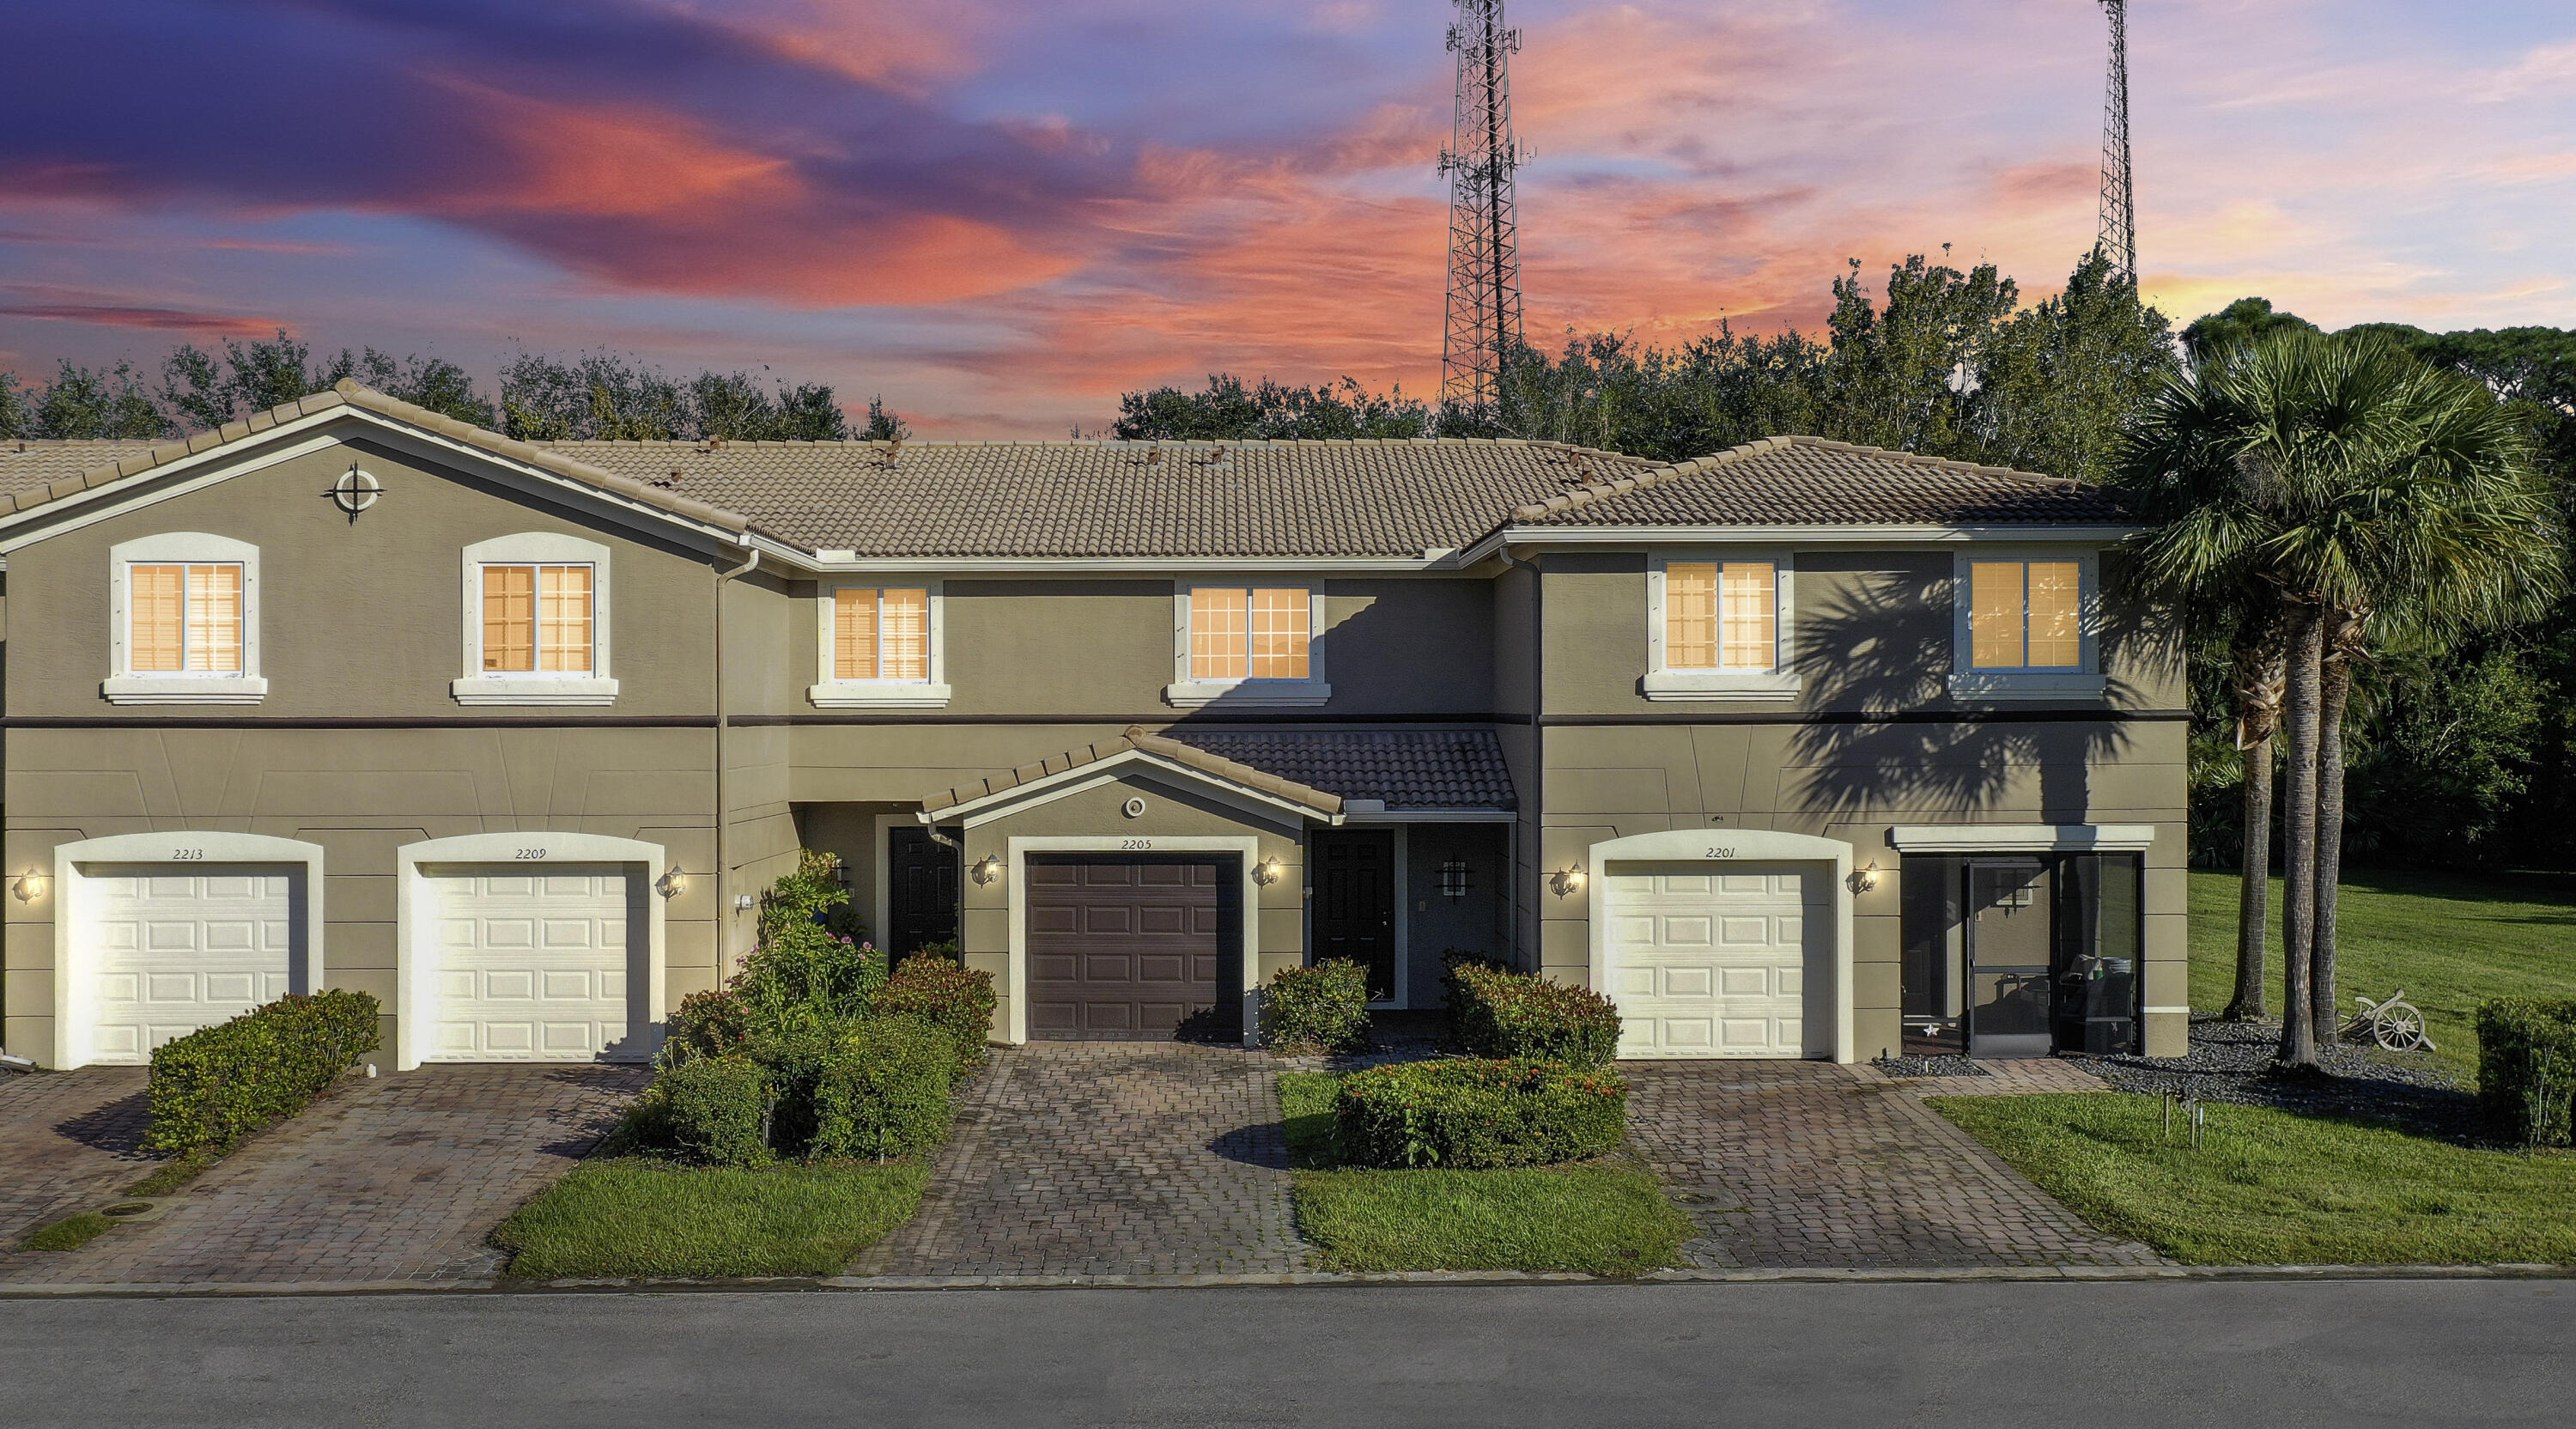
left=1965, top=859, right=2054, bottom=1058
left=888, top=826, right=960, bottom=961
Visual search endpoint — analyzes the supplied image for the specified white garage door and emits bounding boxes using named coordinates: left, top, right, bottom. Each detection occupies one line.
left=1605, top=860, right=1827, bottom=1059
left=426, top=864, right=635, bottom=1061
left=87, top=863, right=301, bottom=1064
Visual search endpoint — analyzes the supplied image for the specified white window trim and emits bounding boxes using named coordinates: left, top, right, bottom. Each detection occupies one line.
left=1165, top=581, right=1332, bottom=709
left=811, top=579, right=951, bottom=708
left=455, top=532, right=617, bottom=707
left=104, top=532, right=268, bottom=704
left=1643, top=550, right=1799, bottom=701
left=1947, top=549, right=2105, bottom=701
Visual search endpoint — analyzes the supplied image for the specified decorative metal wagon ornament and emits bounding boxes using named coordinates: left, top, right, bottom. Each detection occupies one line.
left=2343, top=989, right=2436, bottom=1052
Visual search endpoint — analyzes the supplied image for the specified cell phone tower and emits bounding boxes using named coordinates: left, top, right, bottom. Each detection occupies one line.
left=1438, top=0, right=1526, bottom=414
left=2097, top=0, right=2136, bottom=278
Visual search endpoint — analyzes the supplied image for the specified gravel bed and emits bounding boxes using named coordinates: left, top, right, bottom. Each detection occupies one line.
left=1871, top=1054, right=1992, bottom=1079
left=2067, top=1016, right=2478, bottom=1138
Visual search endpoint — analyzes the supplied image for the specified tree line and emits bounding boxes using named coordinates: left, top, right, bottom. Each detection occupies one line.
left=0, top=333, right=908, bottom=445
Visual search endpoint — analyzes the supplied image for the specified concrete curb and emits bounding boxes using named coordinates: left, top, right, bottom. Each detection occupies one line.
left=3, top=1262, right=2571, bottom=1298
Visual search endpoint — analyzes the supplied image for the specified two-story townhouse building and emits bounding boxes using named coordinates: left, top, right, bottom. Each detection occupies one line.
left=0, top=381, right=2186, bottom=1073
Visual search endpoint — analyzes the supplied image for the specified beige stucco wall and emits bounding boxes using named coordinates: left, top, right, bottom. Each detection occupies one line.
left=951, top=770, right=1311, bottom=1043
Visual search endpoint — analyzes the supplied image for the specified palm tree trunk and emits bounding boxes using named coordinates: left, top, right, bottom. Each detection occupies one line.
left=2277, top=601, right=2324, bottom=1069
left=2226, top=731, right=2274, bottom=1020
left=2312, top=620, right=2360, bottom=1052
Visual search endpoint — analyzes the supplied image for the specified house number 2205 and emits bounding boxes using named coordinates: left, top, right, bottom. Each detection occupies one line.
left=1121, top=839, right=1152, bottom=851
left=1705, top=847, right=1736, bottom=859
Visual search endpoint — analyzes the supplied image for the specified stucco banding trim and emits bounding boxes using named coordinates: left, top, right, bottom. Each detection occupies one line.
left=50, top=830, right=327, bottom=1070
left=1887, top=824, right=2158, bottom=853
left=1583, top=827, right=1856, bottom=1064
left=391, top=831, right=667, bottom=1072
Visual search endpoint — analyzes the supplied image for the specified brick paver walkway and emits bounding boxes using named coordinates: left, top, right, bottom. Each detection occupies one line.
left=0, top=1065, right=646, bottom=1286
left=1625, top=1061, right=2166, bottom=1269
left=0, top=1068, right=155, bottom=1241
left=854, top=1043, right=1309, bottom=1278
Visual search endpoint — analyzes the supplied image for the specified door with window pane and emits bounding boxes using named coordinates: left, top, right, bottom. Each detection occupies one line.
left=1965, top=859, right=2053, bottom=1058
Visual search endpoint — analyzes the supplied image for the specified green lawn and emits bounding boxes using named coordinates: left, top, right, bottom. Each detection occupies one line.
left=1935, top=1092, right=2576, bottom=1265
left=2190, top=867, right=2576, bottom=1073
left=489, top=1158, right=927, bottom=1279
left=1278, top=1071, right=1692, bottom=1275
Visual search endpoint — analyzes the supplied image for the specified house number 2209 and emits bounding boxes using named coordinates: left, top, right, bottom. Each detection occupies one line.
left=514, top=848, right=549, bottom=860
left=1705, top=847, right=1736, bottom=859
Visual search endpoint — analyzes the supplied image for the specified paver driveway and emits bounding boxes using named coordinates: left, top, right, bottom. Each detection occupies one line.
left=1625, top=1060, right=2166, bottom=1269
left=854, top=1043, right=1309, bottom=1279
left=0, top=1064, right=646, bottom=1286
left=0, top=1068, right=156, bottom=1242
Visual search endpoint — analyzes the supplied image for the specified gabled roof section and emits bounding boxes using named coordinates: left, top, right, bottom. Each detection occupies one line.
left=1165, top=730, right=1516, bottom=810
left=1511, top=435, right=2133, bottom=528
left=921, top=725, right=1346, bottom=822
left=0, top=380, right=756, bottom=538
left=544, top=436, right=1652, bottom=559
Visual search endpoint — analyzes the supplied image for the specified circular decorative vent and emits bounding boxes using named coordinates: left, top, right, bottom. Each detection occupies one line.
left=331, top=465, right=382, bottom=517
left=1121, top=797, right=1148, bottom=819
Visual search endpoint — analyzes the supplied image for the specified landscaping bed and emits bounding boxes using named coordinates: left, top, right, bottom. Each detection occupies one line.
left=1279, top=1070, right=1690, bottom=1274
left=1933, top=1092, right=2576, bottom=1265
left=2067, top=1016, right=2474, bottom=1138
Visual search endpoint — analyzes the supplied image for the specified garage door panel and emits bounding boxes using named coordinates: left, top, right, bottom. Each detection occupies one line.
left=1606, top=858, right=1830, bottom=1060
left=85, top=862, right=305, bottom=1065
left=1025, top=854, right=1235, bottom=1040
left=425, top=863, right=638, bottom=1062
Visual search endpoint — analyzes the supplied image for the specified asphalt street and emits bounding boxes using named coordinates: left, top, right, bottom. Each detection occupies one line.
left=4, top=1279, right=2569, bottom=1427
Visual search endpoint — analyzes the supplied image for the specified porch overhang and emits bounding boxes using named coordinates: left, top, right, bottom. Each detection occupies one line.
left=919, top=726, right=1348, bottom=830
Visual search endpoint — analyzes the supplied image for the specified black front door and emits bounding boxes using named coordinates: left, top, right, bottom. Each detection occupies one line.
left=888, top=825, right=960, bottom=961
left=1965, top=859, right=2053, bottom=1058
left=1310, top=830, right=1397, bottom=1001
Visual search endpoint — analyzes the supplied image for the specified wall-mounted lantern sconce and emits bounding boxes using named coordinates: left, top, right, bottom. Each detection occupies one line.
left=971, top=854, right=1005, bottom=885
left=654, top=866, right=686, bottom=899
left=1548, top=865, right=1586, bottom=897
left=1437, top=860, right=1473, bottom=899
left=11, top=867, right=46, bottom=902
left=732, top=893, right=757, bottom=912
left=1846, top=865, right=1881, bottom=894
left=1253, top=855, right=1285, bottom=886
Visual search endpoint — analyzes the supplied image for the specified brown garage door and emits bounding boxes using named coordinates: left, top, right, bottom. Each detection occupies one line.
left=1025, top=854, right=1237, bottom=1039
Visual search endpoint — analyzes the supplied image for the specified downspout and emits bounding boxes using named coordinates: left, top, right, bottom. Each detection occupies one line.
left=1495, top=545, right=1535, bottom=971
left=712, top=545, right=760, bottom=976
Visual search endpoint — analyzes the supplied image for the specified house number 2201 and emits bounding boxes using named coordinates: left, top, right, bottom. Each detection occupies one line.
left=1705, top=847, right=1736, bottom=859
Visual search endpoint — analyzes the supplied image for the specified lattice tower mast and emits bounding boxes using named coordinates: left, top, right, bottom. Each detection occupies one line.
left=2097, top=0, right=2136, bottom=277
left=1438, top=0, right=1526, bottom=411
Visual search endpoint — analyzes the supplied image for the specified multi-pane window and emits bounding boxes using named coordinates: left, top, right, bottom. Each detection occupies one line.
left=1190, top=587, right=1309, bottom=680
left=128, top=563, right=243, bottom=673
left=1664, top=561, right=1777, bottom=672
left=1969, top=560, right=2082, bottom=670
left=481, top=564, right=592, bottom=674
left=834, top=587, right=930, bottom=681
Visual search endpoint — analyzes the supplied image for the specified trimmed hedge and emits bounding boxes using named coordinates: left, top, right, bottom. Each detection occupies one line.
left=1261, top=958, right=1372, bottom=1054
left=143, top=990, right=380, bottom=1155
left=811, top=1014, right=957, bottom=1161
left=2476, top=996, right=2576, bottom=1147
left=662, top=1056, right=772, bottom=1168
left=1334, top=1058, right=1628, bottom=1170
left=872, top=955, right=998, bottom=1072
left=1449, top=964, right=1622, bottom=1070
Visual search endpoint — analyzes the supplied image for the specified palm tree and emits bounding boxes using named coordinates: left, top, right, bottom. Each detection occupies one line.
left=2118, top=332, right=2561, bottom=1068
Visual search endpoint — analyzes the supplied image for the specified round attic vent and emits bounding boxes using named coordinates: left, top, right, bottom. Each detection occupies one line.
left=1121, top=797, right=1148, bottom=819
left=331, top=465, right=382, bottom=518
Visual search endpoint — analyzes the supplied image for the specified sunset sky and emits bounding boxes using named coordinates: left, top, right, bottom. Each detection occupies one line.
left=4, top=0, right=2573, bottom=435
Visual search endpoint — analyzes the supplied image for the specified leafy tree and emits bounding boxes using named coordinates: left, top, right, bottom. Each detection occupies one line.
left=161, top=330, right=494, bottom=428
left=2182, top=298, right=2318, bottom=370
left=1817, top=247, right=2019, bottom=455
left=1971, top=250, right=2182, bottom=484
left=2345, top=642, right=2549, bottom=863
left=9, top=360, right=173, bottom=439
left=501, top=352, right=845, bottom=441
left=1113, top=374, right=1433, bottom=441
left=860, top=395, right=910, bottom=442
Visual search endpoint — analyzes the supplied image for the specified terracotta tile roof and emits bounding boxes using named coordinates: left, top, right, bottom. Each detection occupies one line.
left=543, top=436, right=1650, bottom=558
left=0, top=439, right=166, bottom=498
left=1165, top=730, right=1516, bottom=810
left=920, top=725, right=1346, bottom=818
left=1513, top=435, right=2132, bottom=527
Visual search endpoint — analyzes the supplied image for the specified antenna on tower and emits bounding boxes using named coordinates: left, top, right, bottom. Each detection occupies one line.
left=1438, top=0, right=1526, bottom=415
left=2096, top=0, right=2136, bottom=279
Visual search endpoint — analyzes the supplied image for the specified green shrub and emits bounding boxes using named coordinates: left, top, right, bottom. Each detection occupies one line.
left=660, top=1056, right=772, bottom=1168
left=872, top=955, right=997, bottom=1072
left=1261, top=958, right=1373, bottom=1053
left=659, top=988, right=751, bottom=1067
left=738, top=1020, right=847, bottom=1153
left=811, top=1014, right=957, bottom=1160
left=1449, top=964, right=1622, bottom=1069
left=1438, top=947, right=1509, bottom=1036
left=143, top=989, right=380, bottom=1154
left=2476, top=997, right=2576, bottom=1147
left=1334, top=1058, right=1628, bottom=1170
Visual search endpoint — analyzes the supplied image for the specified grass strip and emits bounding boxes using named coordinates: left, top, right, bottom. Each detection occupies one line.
left=19, top=1212, right=116, bottom=1253
left=1278, top=1071, right=1691, bottom=1274
left=124, top=1147, right=219, bottom=1198
left=490, top=1158, right=927, bottom=1279
left=1934, top=1092, right=2576, bottom=1266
